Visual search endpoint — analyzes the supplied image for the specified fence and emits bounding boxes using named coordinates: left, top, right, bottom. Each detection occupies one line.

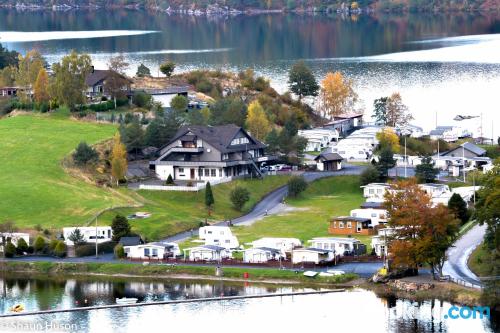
left=139, top=177, right=233, bottom=192
left=440, top=275, right=483, bottom=289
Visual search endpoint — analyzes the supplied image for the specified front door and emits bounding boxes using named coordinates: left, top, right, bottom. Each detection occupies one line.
left=190, top=168, right=195, bottom=179
left=356, top=222, right=362, bottom=233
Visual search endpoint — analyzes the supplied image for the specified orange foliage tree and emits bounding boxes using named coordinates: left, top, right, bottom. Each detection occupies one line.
left=383, top=179, right=459, bottom=278
left=319, top=72, right=358, bottom=119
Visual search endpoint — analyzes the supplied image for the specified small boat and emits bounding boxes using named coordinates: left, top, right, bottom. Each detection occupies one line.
left=116, top=297, right=138, bottom=305
left=326, top=269, right=346, bottom=276
left=10, top=304, right=24, bottom=312
left=303, top=271, right=318, bottom=278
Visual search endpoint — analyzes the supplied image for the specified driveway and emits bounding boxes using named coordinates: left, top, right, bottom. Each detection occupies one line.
left=442, top=223, right=486, bottom=286
left=162, top=164, right=366, bottom=243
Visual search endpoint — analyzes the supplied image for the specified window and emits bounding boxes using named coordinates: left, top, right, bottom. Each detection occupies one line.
left=369, top=189, right=374, bottom=194
left=219, top=169, right=223, bottom=177
left=204, top=169, right=209, bottom=177
left=144, top=248, right=150, bottom=256
left=377, top=189, right=382, bottom=194
left=338, top=222, right=344, bottom=229
left=225, top=239, right=230, bottom=243
left=352, top=213, right=357, bottom=217
left=371, top=213, right=377, bottom=217
left=222, top=153, right=229, bottom=160
left=152, top=248, right=158, bottom=257
left=211, top=169, right=216, bottom=177
left=347, top=222, right=352, bottom=228
left=332, top=221, right=337, bottom=228
left=178, top=168, right=184, bottom=173
left=207, top=231, right=212, bottom=234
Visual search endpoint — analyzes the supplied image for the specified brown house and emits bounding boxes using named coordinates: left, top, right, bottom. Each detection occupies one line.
left=328, top=216, right=377, bottom=236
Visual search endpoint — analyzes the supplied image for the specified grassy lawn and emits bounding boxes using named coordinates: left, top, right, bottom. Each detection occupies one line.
left=101, top=176, right=291, bottom=240
left=468, top=242, right=498, bottom=277
left=181, top=176, right=369, bottom=250
left=0, top=114, right=132, bottom=230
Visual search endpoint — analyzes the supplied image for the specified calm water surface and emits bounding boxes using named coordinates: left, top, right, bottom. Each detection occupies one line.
left=0, top=276, right=495, bottom=333
left=1, top=10, right=500, bottom=136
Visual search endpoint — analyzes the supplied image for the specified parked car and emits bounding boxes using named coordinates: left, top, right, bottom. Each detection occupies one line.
left=279, top=165, right=292, bottom=172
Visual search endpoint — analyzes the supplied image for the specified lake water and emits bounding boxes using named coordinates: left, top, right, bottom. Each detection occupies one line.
left=0, top=275, right=495, bottom=333
left=1, top=10, right=500, bottom=137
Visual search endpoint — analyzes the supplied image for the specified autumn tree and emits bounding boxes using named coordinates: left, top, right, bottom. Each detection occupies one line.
left=105, top=54, right=130, bottom=108
left=245, top=100, right=271, bottom=141
left=50, top=51, right=93, bottom=110
left=33, top=68, right=49, bottom=104
left=288, top=61, right=319, bottom=100
left=15, top=50, right=45, bottom=101
left=384, top=179, right=459, bottom=277
left=386, top=92, right=412, bottom=127
left=0, top=66, right=16, bottom=86
left=319, top=72, right=358, bottom=119
left=376, top=127, right=400, bottom=153
left=111, top=133, right=128, bottom=186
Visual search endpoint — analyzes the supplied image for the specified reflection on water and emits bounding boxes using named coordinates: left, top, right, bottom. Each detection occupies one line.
left=1, top=10, right=500, bottom=136
left=0, top=276, right=495, bottom=333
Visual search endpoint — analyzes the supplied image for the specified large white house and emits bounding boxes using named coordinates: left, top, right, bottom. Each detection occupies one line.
left=124, top=242, right=181, bottom=259
left=150, top=125, right=275, bottom=182
left=188, top=245, right=232, bottom=261
left=308, top=237, right=365, bottom=256
left=361, top=183, right=393, bottom=199
left=63, top=227, right=113, bottom=246
left=243, top=247, right=283, bottom=263
left=248, top=237, right=301, bottom=255
left=198, top=226, right=239, bottom=249
left=350, top=208, right=388, bottom=227
left=292, top=248, right=335, bottom=264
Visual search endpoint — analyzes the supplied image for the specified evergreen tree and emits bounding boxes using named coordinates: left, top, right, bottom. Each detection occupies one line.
left=415, top=156, right=439, bottom=183
left=448, top=193, right=470, bottom=225
left=230, top=186, right=250, bottom=211
left=4, top=241, right=16, bottom=258
left=73, top=141, right=99, bottom=166
left=372, top=97, right=389, bottom=125
left=360, top=165, right=380, bottom=185
left=16, top=238, right=28, bottom=253
left=33, top=236, right=46, bottom=253
left=376, top=147, right=396, bottom=180
left=265, top=128, right=280, bottom=154
left=121, top=119, right=144, bottom=154
left=288, top=176, right=308, bottom=197
left=111, top=214, right=131, bottom=241
left=68, top=228, right=86, bottom=245
left=288, top=61, right=319, bottom=100
left=205, top=182, right=215, bottom=212
left=136, top=63, right=151, bottom=77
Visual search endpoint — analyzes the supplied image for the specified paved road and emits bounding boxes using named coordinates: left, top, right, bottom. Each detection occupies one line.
left=162, top=165, right=365, bottom=243
left=442, top=223, right=486, bottom=286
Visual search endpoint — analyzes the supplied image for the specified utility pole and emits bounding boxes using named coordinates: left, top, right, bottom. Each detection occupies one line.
left=463, top=145, right=466, bottom=183
left=95, top=215, right=98, bottom=259
left=404, top=135, right=407, bottom=178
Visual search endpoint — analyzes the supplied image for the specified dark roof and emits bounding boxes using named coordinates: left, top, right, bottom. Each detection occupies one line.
left=299, top=247, right=332, bottom=254
left=360, top=202, right=384, bottom=209
left=314, top=152, right=343, bottom=162
left=85, top=69, right=132, bottom=87
left=119, top=236, right=142, bottom=246
left=442, top=142, right=486, bottom=157
left=331, top=216, right=371, bottom=223
left=166, top=125, right=266, bottom=154
left=251, top=247, right=281, bottom=254
left=333, top=113, right=363, bottom=120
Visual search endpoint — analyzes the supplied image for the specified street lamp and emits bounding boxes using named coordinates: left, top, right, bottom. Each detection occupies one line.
left=401, top=127, right=413, bottom=178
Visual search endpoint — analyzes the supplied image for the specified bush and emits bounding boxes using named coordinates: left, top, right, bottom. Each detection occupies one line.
left=360, top=165, right=380, bottom=185
left=195, top=79, right=213, bottom=94
left=48, top=239, right=58, bottom=251
left=88, top=101, right=114, bottom=112
left=165, top=174, right=175, bottom=185
left=54, top=241, right=67, bottom=258
left=287, top=176, right=308, bottom=197
left=33, top=236, right=46, bottom=253
left=114, top=243, right=125, bottom=259
left=4, top=242, right=16, bottom=258
left=160, top=61, right=176, bottom=77
left=27, top=246, right=34, bottom=254
left=132, top=91, right=152, bottom=108
left=75, top=241, right=117, bottom=257
left=170, top=95, right=188, bottom=112
left=230, top=186, right=250, bottom=211
left=16, top=238, right=28, bottom=254
left=73, top=141, right=99, bottom=166
left=43, top=229, right=50, bottom=236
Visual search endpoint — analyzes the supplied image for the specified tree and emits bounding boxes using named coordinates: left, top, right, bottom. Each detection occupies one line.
left=246, top=100, right=271, bottom=141
left=15, top=50, right=46, bottom=101
left=288, top=176, right=308, bottom=197
left=33, top=68, right=50, bottom=104
left=73, top=141, right=99, bottom=166
left=16, top=238, right=28, bottom=254
left=210, top=97, right=247, bottom=127
left=170, top=95, right=188, bottom=112
left=0, top=66, right=16, bottom=87
left=376, top=147, right=396, bottom=180
left=265, top=128, right=280, bottom=154
left=474, top=160, right=499, bottom=251
left=386, top=92, right=412, bottom=127
left=205, top=181, right=215, bottom=212
left=136, top=63, right=151, bottom=77
left=448, top=193, right=470, bottom=225
left=360, top=165, right=380, bottom=185
left=114, top=243, right=125, bottom=259
left=230, top=186, right=250, bottom=211
left=54, top=241, right=67, bottom=257
left=288, top=61, right=319, bottom=100
left=160, top=60, right=176, bottom=77
left=50, top=51, right=92, bottom=110
left=111, top=214, right=131, bottom=241
left=415, top=156, right=439, bottom=183
left=68, top=228, right=86, bottom=246
left=319, top=72, right=358, bottom=118
left=111, top=133, right=128, bottom=185
left=33, top=236, right=46, bottom=253
left=372, top=97, right=389, bottom=125
left=384, top=179, right=459, bottom=277
left=376, top=127, right=400, bottom=153
left=105, top=55, right=130, bottom=107
left=0, top=43, right=19, bottom=69
left=132, top=91, right=152, bottom=108
left=187, top=107, right=210, bottom=126
left=121, top=119, right=144, bottom=154
left=4, top=241, right=16, bottom=258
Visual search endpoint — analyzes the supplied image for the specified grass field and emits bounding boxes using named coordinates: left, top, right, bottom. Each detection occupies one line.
left=468, top=242, right=498, bottom=277
left=181, top=176, right=370, bottom=250
left=0, top=114, right=132, bottom=229
left=0, top=114, right=290, bottom=240
left=101, top=175, right=291, bottom=240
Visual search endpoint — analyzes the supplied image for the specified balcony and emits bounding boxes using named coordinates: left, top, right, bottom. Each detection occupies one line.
left=170, top=147, right=204, bottom=153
